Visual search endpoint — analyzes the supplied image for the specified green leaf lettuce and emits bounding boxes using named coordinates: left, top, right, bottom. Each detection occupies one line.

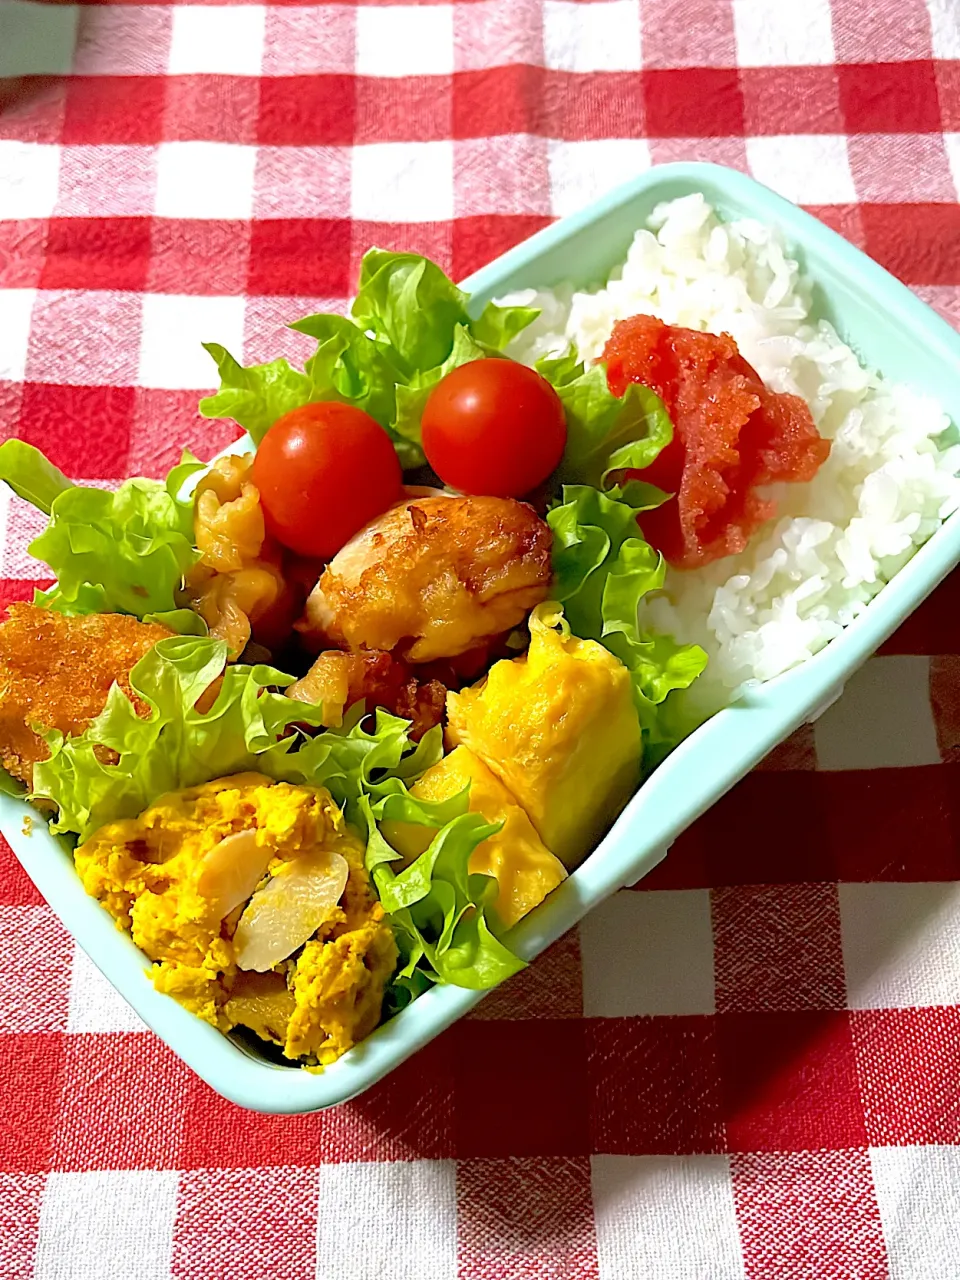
left=548, top=483, right=707, bottom=757
left=34, top=636, right=322, bottom=840
left=351, top=250, right=471, bottom=376
left=359, top=791, right=525, bottom=994
left=198, top=346, right=312, bottom=448
left=199, top=250, right=540, bottom=465
left=537, top=349, right=674, bottom=488
left=0, top=441, right=204, bottom=621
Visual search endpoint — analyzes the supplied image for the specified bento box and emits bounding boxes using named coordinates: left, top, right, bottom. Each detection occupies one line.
left=4, top=160, right=960, bottom=1114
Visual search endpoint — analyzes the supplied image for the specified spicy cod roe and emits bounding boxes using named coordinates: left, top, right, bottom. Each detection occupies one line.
left=603, top=315, right=830, bottom=569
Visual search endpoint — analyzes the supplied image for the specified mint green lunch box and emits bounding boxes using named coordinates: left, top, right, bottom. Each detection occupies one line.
left=4, top=162, right=960, bottom=1113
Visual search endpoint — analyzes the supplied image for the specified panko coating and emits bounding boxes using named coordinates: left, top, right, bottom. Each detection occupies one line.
left=446, top=608, right=641, bottom=868
left=74, top=773, right=397, bottom=1065
left=0, top=604, right=171, bottom=786
left=381, top=745, right=567, bottom=929
left=299, top=494, right=553, bottom=663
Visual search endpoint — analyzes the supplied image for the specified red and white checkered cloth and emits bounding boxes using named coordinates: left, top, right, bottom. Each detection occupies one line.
left=2, top=1, right=960, bottom=1275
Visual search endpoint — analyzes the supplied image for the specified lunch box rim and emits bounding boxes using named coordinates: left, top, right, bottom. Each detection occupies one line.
left=5, top=159, right=960, bottom=1114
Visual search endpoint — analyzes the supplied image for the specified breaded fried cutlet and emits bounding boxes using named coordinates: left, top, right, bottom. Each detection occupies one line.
left=0, top=604, right=171, bottom=785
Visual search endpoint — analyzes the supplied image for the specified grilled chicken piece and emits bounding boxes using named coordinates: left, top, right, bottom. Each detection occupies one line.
left=298, top=495, right=552, bottom=663
left=287, top=649, right=446, bottom=741
left=0, top=604, right=170, bottom=785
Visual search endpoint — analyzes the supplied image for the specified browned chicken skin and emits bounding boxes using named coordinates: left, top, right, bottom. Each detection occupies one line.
left=298, top=495, right=553, bottom=663
left=287, top=649, right=447, bottom=741
left=0, top=604, right=170, bottom=785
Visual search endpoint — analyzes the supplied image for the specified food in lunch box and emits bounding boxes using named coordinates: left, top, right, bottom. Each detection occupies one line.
left=0, top=194, right=956, bottom=1068
left=602, top=314, right=830, bottom=569
left=299, top=492, right=553, bottom=661
left=75, top=773, right=396, bottom=1064
left=445, top=604, right=642, bottom=869
left=380, top=744, right=568, bottom=930
left=505, top=194, right=960, bottom=705
left=0, top=605, right=172, bottom=785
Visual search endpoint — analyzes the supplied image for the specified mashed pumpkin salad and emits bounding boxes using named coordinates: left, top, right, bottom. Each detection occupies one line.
left=0, top=192, right=955, bottom=1068
left=75, top=773, right=396, bottom=1065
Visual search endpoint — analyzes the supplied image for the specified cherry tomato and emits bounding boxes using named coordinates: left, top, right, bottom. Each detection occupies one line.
left=420, top=358, right=567, bottom=497
left=252, top=402, right=402, bottom=559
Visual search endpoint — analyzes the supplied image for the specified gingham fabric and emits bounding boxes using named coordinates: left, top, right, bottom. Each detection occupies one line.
left=2, top=0, right=960, bottom=1276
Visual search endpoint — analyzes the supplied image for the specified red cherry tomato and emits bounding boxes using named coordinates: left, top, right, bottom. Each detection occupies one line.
left=420, top=358, right=567, bottom=497
left=252, top=402, right=402, bottom=559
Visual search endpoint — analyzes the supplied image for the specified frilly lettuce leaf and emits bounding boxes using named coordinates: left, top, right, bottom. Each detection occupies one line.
left=142, top=609, right=209, bottom=637
left=351, top=250, right=471, bottom=375
left=292, top=313, right=402, bottom=428
left=538, top=349, right=674, bottom=487
left=198, top=346, right=312, bottom=447
left=34, top=634, right=444, bottom=842
left=34, top=636, right=324, bottom=840
left=360, top=788, right=525, bottom=998
left=199, top=250, right=540, bottom=465
left=548, top=483, right=707, bottom=757
left=0, top=439, right=73, bottom=513
left=0, top=441, right=204, bottom=621
left=289, top=708, right=443, bottom=822
left=470, top=300, right=542, bottom=350
left=540, top=346, right=707, bottom=761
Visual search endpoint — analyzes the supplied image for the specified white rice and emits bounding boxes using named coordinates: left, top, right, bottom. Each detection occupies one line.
left=501, top=193, right=960, bottom=708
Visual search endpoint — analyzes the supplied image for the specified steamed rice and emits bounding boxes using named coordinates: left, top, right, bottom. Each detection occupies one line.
left=503, top=194, right=960, bottom=706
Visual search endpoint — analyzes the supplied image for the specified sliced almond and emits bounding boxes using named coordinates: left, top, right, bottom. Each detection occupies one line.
left=196, top=829, right=275, bottom=920
left=234, top=851, right=349, bottom=972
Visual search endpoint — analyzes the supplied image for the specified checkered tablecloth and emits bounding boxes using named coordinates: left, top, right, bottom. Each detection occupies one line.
left=2, top=0, right=960, bottom=1276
